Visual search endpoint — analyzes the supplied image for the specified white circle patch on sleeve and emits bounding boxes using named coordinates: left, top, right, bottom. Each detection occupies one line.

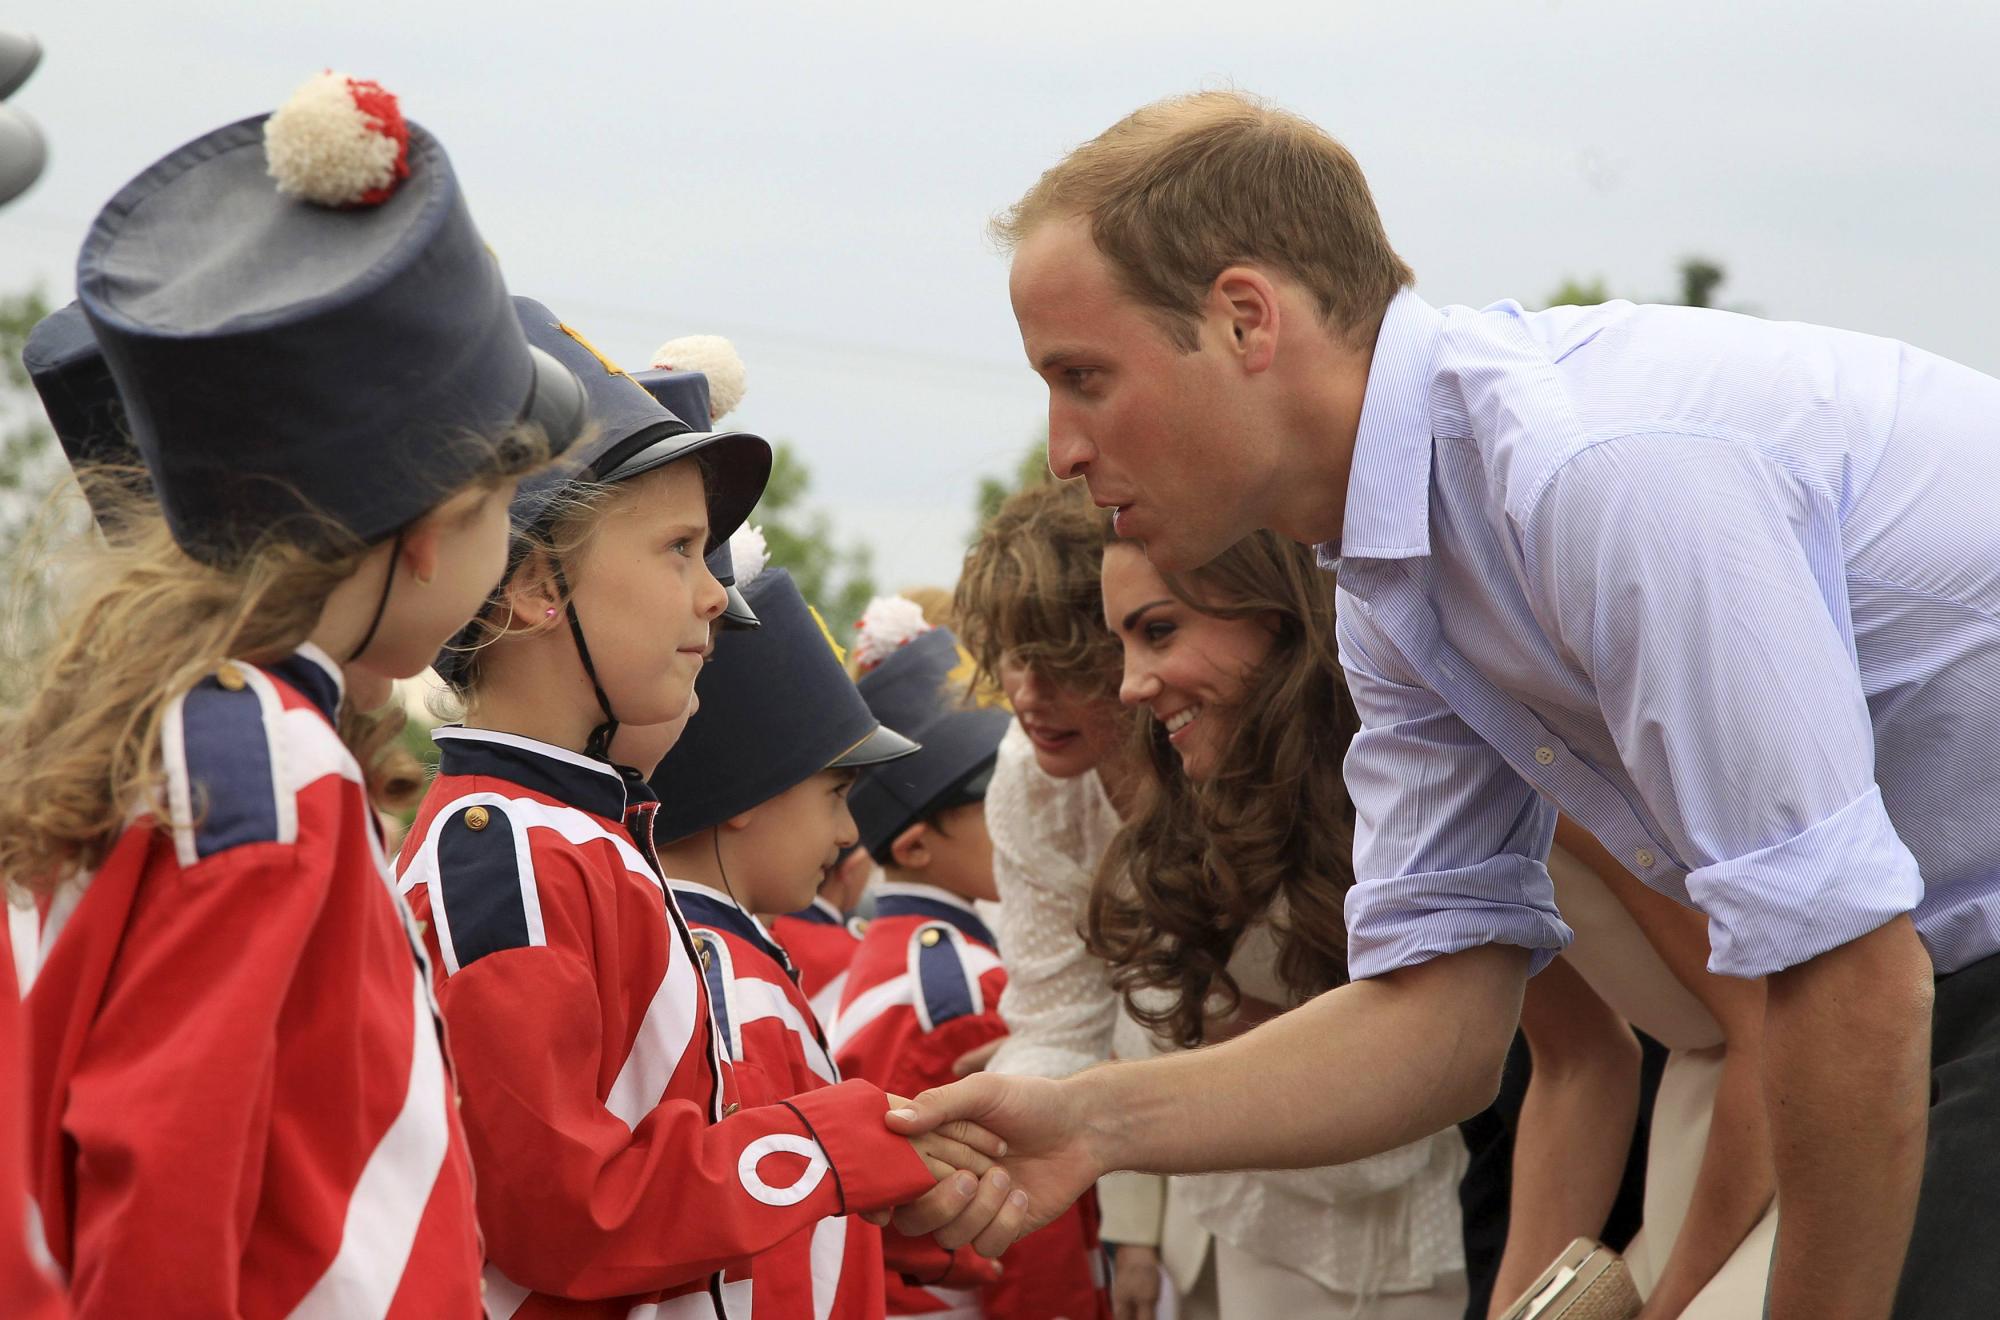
left=737, top=1133, right=831, bottom=1207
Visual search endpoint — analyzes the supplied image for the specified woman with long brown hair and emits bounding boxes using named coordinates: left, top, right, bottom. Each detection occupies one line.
left=1090, top=525, right=1470, bottom=1319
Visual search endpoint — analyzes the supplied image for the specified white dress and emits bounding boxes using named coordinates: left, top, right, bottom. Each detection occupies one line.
left=984, top=723, right=1469, bottom=1312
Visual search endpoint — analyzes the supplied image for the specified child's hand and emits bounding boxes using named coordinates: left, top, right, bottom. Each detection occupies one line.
left=859, top=1095, right=1011, bottom=1228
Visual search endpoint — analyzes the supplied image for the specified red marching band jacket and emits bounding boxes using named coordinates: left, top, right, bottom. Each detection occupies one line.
left=832, top=881, right=1111, bottom=1320
left=395, top=727, right=938, bottom=1318
left=768, top=896, right=864, bottom=1027
left=4, top=933, right=65, bottom=1320
left=666, top=878, right=887, bottom=1319
left=23, top=645, right=485, bottom=1318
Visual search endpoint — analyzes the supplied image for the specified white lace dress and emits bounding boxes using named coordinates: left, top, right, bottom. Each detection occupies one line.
left=983, top=722, right=1469, bottom=1300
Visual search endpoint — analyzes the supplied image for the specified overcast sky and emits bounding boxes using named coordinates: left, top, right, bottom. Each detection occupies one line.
left=7, top=0, right=1996, bottom=591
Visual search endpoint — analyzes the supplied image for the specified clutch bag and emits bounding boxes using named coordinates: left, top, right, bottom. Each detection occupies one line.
left=1495, top=1237, right=1642, bottom=1320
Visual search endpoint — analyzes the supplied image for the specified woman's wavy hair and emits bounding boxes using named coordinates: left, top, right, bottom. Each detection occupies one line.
left=953, top=478, right=1122, bottom=703
left=1085, top=525, right=1357, bottom=1048
left=0, top=429, right=545, bottom=898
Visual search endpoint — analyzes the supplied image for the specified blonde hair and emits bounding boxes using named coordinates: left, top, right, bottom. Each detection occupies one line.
left=953, top=479, right=1120, bottom=702
left=0, top=438, right=545, bottom=896
left=993, top=90, right=1412, bottom=351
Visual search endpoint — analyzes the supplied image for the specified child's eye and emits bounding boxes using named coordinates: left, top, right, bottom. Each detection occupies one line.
left=667, top=537, right=694, bottom=557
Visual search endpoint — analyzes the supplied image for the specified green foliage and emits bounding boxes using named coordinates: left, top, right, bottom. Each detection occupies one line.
left=1543, top=257, right=1733, bottom=312
left=750, top=441, right=876, bottom=634
left=1, top=287, right=58, bottom=548
left=974, top=435, right=1053, bottom=528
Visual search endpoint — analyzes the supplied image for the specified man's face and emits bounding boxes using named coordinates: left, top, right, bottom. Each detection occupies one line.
left=1010, top=215, right=1278, bottom=573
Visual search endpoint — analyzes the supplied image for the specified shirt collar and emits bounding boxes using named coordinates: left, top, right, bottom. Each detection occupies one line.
left=1331, top=287, right=1444, bottom=563
left=873, top=879, right=997, bottom=950
left=267, top=642, right=345, bottom=726
left=667, top=877, right=796, bottom=972
left=432, top=725, right=630, bottom=821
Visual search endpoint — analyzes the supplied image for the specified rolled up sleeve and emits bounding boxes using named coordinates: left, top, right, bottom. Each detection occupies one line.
left=1339, top=594, right=1571, bottom=980
left=1526, top=433, right=1924, bottom=977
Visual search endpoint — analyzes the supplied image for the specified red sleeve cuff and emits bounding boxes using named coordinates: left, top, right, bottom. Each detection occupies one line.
left=785, top=1080, right=934, bottom=1213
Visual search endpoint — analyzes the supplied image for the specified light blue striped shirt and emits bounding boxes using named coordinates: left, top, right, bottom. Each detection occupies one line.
left=1333, top=290, right=2000, bottom=980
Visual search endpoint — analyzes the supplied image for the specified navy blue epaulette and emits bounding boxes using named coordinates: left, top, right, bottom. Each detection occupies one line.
left=906, top=921, right=987, bottom=1032
left=412, top=798, right=545, bottom=974
left=163, top=660, right=328, bottom=867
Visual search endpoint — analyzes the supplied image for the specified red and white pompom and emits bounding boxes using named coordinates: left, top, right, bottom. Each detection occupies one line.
left=851, top=595, right=933, bottom=674
left=730, top=524, right=770, bottom=585
left=264, top=71, right=411, bottom=208
left=652, top=334, right=748, bottom=422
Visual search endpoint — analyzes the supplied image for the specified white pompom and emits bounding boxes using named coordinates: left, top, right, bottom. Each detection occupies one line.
left=852, top=595, right=932, bottom=674
left=264, top=71, right=409, bottom=208
left=651, top=334, right=747, bottom=422
left=730, top=523, right=769, bottom=585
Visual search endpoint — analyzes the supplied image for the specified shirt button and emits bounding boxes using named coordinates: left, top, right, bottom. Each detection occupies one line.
left=463, top=806, right=491, bottom=831
left=920, top=928, right=943, bottom=947
left=1635, top=848, right=1656, bottom=869
left=722, top=1102, right=741, bottom=1117
left=216, top=664, right=247, bottom=692
left=698, top=944, right=712, bottom=970
left=1534, top=746, right=1555, bottom=766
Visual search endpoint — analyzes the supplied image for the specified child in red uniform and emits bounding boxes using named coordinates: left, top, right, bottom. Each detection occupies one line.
left=769, top=854, right=871, bottom=1026
left=0, top=73, right=585, bottom=1317
left=397, top=307, right=1002, bottom=1318
left=834, top=616, right=1113, bottom=1320
left=648, top=551, right=920, bottom=1319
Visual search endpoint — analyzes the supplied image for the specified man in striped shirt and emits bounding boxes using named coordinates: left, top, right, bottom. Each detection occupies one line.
left=892, top=91, right=1999, bottom=1320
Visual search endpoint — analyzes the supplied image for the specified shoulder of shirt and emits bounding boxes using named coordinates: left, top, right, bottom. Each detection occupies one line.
left=905, top=920, right=991, bottom=1033
left=160, top=660, right=359, bottom=869
left=397, top=779, right=652, bottom=975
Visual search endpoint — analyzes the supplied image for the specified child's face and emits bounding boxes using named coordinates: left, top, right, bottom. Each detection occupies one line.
left=906, top=800, right=997, bottom=903
left=568, top=461, right=728, bottom=727
left=356, top=477, right=519, bottom=682
left=729, top=768, right=861, bottom=915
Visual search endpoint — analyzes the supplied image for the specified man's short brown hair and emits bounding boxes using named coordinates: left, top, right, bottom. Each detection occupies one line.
left=993, top=90, right=1412, bottom=351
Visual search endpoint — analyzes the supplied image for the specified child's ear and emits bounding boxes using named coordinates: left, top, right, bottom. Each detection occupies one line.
left=889, top=823, right=930, bottom=870
left=399, top=516, right=443, bottom=587
left=721, top=807, right=758, bottom=834
left=498, top=551, right=561, bottom=630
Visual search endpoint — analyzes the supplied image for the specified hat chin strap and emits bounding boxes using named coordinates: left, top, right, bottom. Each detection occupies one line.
left=550, top=560, right=619, bottom=760
left=345, top=528, right=406, bottom=665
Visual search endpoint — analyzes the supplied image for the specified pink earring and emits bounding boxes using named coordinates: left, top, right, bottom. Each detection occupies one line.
left=543, top=607, right=557, bottom=620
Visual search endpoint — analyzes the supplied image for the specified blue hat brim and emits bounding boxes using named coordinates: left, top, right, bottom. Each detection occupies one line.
left=829, top=721, right=921, bottom=769
left=598, top=427, right=771, bottom=552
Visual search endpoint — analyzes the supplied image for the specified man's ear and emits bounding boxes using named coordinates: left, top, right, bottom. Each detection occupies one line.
left=1210, top=265, right=1280, bottom=374
left=497, top=549, right=561, bottom=630
left=889, top=822, right=930, bottom=870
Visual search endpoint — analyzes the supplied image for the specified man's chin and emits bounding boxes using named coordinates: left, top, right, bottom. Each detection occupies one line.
left=1136, top=526, right=1232, bottom=575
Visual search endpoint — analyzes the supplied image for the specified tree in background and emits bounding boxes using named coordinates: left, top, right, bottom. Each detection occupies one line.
left=1, top=286, right=57, bottom=558
left=752, top=440, right=876, bottom=633
left=974, top=433, right=1052, bottom=527
left=1544, top=256, right=1736, bottom=311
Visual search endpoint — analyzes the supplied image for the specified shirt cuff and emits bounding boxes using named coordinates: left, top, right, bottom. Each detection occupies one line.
left=1686, top=785, right=1923, bottom=978
left=1344, top=854, right=1573, bottom=981
left=785, top=1080, right=936, bottom=1214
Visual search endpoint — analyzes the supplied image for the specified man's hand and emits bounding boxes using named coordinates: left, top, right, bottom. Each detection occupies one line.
left=1110, top=1244, right=1163, bottom=1320
left=1763, top=916, right=1931, bottom=1320
left=885, top=1072, right=1100, bottom=1257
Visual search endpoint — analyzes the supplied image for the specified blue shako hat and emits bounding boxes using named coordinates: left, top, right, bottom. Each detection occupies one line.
left=432, top=302, right=772, bottom=759
left=636, top=365, right=759, bottom=630
left=650, top=567, right=918, bottom=843
left=73, top=75, right=587, bottom=566
left=851, top=627, right=1011, bottom=863
left=21, top=301, right=155, bottom=529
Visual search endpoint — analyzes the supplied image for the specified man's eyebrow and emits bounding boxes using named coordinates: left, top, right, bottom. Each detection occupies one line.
left=1120, top=599, right=1174, bottom=631
left=1037, top=347, right=1085, bottom=372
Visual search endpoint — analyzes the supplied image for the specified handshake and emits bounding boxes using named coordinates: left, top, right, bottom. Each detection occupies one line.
left=870, top=1073, right=1094, bottom=1259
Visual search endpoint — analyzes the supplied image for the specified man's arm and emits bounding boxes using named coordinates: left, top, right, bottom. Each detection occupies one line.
left=1526, top=434, right=1933, bottom=1318
left=887, top=942, right=1528, bottom=1254
left=1763, top=916, right=1930, bottom=1320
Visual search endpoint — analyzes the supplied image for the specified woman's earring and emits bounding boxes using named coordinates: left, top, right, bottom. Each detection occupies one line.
left=544, top=607, right=557, bottom=620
